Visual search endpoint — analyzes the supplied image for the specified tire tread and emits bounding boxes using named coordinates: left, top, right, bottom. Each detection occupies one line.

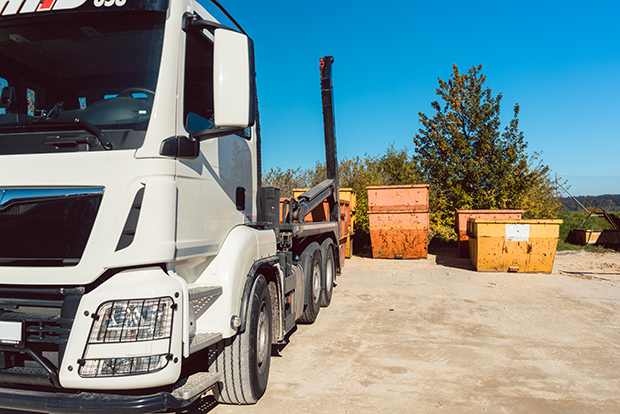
left=298, top=243, right=322, bottom=324
left=211, top=276, right=271, bottom=404
left=320, top=240, right=335, bottom=307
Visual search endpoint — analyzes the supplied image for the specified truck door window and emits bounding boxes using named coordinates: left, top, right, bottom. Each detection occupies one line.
left=183, top=30, right=214, bottom=133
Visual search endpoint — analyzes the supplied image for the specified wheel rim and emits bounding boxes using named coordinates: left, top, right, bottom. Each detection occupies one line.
left=326, top=255, right=333, bottom=291
left=256, top=301, right=269, bottom=374
left=312, top=259, right=321, bottom=303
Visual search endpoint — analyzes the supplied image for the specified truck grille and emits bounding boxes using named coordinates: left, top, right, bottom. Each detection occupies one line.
left=0, top=187, right=103, bottom=267
left=0, top=202, right=37, bottom=216
left=0, top=287, right=83, bottom=388
left=25, top=318, right=72, bottom=346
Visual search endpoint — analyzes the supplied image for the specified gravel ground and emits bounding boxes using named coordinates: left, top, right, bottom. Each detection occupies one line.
left=180, top=249, right=620, bottom=414
left=1, top=249, right=617, bottom=414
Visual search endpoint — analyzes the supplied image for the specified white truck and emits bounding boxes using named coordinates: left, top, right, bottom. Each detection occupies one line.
left=0, top=0, right=342, bottom=411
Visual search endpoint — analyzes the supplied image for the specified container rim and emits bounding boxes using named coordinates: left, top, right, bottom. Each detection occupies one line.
left=366, top=184, right=429, bottom=190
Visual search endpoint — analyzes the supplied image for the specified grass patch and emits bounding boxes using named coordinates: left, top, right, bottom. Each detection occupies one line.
left=556, top=241, right=614, bottom=252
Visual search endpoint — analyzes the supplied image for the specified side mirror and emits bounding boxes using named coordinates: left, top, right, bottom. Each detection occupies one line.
left=0, top=87, right=15, bottom=110
left=213, top=28, right=255, bottom=128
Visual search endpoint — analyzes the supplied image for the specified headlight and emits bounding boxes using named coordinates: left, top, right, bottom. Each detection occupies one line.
left=78, top=297, right=174, bottom=378
left=88, top=297, right=173, bottom=343
left=80, top=355, right=168, bottom=378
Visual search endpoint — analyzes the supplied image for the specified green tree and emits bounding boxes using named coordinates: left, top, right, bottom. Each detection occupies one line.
left=413, top=64, right=559, bottom=238
left=518, top=153, right=562, bottom=219
left=262, top=166, right=310, bottom=198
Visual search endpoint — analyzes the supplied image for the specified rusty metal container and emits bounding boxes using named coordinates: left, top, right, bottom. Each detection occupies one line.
left=280, top=196, right=349, bottom=267
left=367, top=184, right=428, bottom=212
left=298, top=188, right=356, bottom=226
left=455, top=210, right=524, bottom=258
left=294, top=188, right=356, bottom=258
left=338, top=236, right=347, bottom=268
left=367, top=185, right=429, bottom=259
left=279, top=198, right=286, bottom=223
left=336, top=199, right=350, bottom=267
left=570, top=207, right=620, bottom=247
left=339, top=188, right=356, bottom=258
left=572, top=229, right=620, bottom=246
left=468, top=219, right=562, bottom=273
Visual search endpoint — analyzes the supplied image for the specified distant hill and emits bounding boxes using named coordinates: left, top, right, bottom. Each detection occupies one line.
left=560, top=194, right=620, bottom=212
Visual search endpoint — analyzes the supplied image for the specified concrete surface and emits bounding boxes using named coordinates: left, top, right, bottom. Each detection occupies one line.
left=179, top=250, right=620, bottom=414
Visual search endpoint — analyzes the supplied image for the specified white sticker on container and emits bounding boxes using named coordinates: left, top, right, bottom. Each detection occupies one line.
left=506, top=223, right=530, bottom=242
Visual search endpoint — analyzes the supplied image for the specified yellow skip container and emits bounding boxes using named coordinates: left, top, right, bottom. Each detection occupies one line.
left=467, top=219, right=563, bottom=273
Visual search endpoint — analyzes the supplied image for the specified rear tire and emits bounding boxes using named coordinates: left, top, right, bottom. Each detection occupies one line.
left=212, top=275, right=272, bottom=404
left=320, top=240, right=335, bottom=307
left=298, top=243, right=322, bottom=323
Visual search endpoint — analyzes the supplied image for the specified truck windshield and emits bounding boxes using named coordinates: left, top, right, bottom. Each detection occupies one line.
left=0, top=11, right=165, bottom=153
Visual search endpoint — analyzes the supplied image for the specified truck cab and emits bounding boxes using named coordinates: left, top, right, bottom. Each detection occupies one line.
left=0, top=0, right=341, bottom=411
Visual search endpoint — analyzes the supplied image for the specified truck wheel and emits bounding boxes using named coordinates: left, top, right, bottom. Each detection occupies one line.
left=298, top=243, right=322, bottom=324
left=320, top=240, right=335, bottom=308
left=212, top=275, right=272, bottom=404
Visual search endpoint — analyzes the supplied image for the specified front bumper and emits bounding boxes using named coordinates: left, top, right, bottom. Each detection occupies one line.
left=0, top=386, right=184, bottom=414
left=0, top=267, right=185, bottom=393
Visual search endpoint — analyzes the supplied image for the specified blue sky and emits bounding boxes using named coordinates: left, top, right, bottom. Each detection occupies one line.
left=202, top=0, right=620, bottom=196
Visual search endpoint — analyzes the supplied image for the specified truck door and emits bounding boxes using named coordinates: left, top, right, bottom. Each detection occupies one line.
left=174, top=23, right=254, bottom=264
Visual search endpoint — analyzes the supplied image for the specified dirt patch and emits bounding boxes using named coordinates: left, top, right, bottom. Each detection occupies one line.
left=173, top=250, right=620, bottom=414
left=554, top=250, right=620, bottom=282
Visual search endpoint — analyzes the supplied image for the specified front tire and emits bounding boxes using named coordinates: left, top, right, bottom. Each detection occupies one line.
left=212, top=275, right=272, bottom=404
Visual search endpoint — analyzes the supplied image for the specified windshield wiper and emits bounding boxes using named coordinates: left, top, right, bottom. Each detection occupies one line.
left=40, top=117, right=113, bottom=150
left=0, top=117, right=113, bottom=150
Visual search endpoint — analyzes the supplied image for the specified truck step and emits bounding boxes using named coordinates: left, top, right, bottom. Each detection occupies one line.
left=189, top=286, right=222, bottom=317
left=172, top=371, right=221, bottom=401
left=189, top=332, right=222, bottom=354
left=188, top=285, right=222, bottom=302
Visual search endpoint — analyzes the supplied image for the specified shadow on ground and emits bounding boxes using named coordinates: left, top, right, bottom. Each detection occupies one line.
left=352, top=233, right=475, bottom=271
left=428, top=238, right=476, bottom=271
left=174, top=330, right=299, bottom=413
left=174, top=394, right=218, bottom=414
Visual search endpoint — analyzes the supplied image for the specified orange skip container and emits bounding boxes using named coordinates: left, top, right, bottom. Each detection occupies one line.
left=367, top=185, right=429, bottom=259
